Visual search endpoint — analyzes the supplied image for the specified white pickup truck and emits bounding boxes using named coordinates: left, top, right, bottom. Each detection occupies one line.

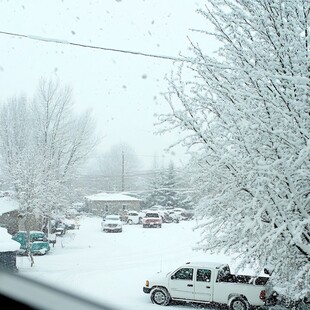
left=143, top=261, right=269, bottom=310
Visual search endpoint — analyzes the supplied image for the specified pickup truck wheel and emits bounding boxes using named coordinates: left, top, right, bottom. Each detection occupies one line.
left=229, top=297, right=249, bottom=310
left=150, top=287, right=170, bottom=306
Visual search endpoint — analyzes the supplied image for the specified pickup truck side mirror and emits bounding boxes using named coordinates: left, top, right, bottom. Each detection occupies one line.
left=171, top=275, right=176, bottom=280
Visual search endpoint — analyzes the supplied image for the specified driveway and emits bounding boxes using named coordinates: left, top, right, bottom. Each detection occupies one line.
left=16, top=216, right=233, bottom=310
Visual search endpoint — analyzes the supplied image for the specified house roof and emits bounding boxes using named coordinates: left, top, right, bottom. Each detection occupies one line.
left=85, top=192, right=141, bottom=202
left=0, top=197, right=19, bottom=216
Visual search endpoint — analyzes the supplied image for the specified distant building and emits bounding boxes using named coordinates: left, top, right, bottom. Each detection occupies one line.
left=84, top=192, right=142, bottom=216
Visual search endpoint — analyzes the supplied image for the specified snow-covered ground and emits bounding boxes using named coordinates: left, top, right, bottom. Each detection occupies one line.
left=16, top=215, right=234, bottom=310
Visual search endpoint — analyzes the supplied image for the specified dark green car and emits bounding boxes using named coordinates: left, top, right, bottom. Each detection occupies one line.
left=12, top=231, right=50, bottom=256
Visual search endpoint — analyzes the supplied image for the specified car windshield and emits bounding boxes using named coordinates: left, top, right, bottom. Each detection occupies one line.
left=0, top=1, right=308, bottom=310
left=145, top=213, right=159, bottom=218
left=30, top=234, right=45, bottom=241
left=106, top=216, right=119, bottom=221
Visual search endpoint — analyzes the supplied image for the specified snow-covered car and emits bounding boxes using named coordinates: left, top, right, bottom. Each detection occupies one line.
left=12, top=231, right=51, bottom=256
left=167, top=211, right=182, bottom=223
left=142, top=212, right=162, bottom=228
left=50, top=217, right=78, bottom=236
left=157, top=210, right=174, bottom=223
left=101, top=214, right=123, bottom=233
left=61, top=218, right=76, bottom=230
left=126, top=211, right=143, bottom=225
left=171, top=208, right=190, bottom=221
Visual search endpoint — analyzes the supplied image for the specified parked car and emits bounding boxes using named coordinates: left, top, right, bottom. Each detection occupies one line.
left=50, top=217, right=79, bottom=236
left=126, top=211, right=142, bottom=225
left=142, top=212, right=162, bottom=228
left=157, top=210, right=174, bottom=223
left=50, top=219, right=67, bottom=236
left=143, top=261, right=269, bottom=309
left=179, top=211, right=194, bottom=221
left=101, top=214, right=123, bottom=233
left=167, top=211, right=181, bottom=223
left=171, top=208, right=190, bottom=221
left=12, top=231, right=50, bottom=256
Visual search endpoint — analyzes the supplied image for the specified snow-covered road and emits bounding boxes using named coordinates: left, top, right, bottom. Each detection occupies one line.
left=16, top=216, right=232, bottom=310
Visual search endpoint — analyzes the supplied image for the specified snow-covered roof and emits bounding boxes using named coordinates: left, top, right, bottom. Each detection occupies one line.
left=0, top=197, right=19, bottom=216
left=85, top=192, right=141, bottom=202
left=0, top=227, right=20, bottom=252
left=181, top=261, right=228, bottom=269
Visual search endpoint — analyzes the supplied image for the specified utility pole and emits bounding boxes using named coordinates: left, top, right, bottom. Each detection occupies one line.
left=121, top=150, right=125, bottom=192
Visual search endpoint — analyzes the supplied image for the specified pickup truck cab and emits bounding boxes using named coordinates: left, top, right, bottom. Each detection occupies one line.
left=143, top=261, right=268, bottom=309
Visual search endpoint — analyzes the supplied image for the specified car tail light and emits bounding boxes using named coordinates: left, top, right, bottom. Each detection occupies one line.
left=259, top=290, right=266, bottom=301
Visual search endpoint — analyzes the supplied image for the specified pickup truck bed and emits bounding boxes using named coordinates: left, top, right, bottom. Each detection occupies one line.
left=218, top=273, right=269, bottom=285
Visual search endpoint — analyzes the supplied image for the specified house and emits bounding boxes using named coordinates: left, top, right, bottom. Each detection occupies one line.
left=84, top=192, right=142, bottom=216
left=0, top=197, right=19, bottom=235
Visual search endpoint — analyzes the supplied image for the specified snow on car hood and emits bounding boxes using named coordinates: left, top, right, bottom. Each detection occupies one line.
left=147, top=270, right=172, bottom=286
left=103, top=219, right=122, bottom=225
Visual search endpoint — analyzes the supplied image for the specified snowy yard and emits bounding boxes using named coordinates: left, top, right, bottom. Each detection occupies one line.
left=16, top=216, right=233, bottom=310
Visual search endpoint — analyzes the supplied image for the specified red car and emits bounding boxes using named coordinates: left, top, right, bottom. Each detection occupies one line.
left=142, top=212, right=162, bottom=228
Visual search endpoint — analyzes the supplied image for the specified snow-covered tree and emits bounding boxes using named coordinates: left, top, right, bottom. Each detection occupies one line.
left=142, top=168, right=162, bottom=208
left=158, top=0, right=309, bottom=300
left=0, top=78, right=98, bottom=232
left=177, top=161, right=202, bottom=211
left=159, top=161, right=179, bottom=208
left=143, top=161, right=190, bottom=209
left=94, top=143, right=142, bottom=192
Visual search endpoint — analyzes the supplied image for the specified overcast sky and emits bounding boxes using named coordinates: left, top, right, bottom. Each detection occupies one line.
left=0, top=0, right=218, bottom=170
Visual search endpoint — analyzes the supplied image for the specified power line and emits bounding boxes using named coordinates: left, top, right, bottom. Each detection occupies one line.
left=0, top=30, right=188, bottom=62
